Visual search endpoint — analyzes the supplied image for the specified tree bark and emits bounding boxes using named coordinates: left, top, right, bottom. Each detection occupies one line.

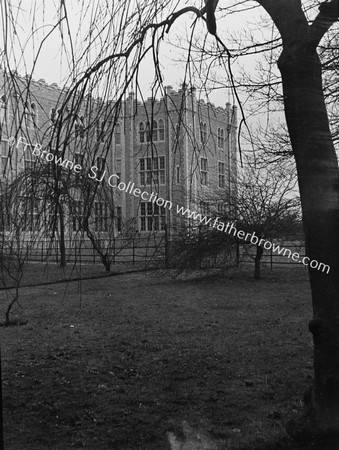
left=278, top=47, right=339, bottom=435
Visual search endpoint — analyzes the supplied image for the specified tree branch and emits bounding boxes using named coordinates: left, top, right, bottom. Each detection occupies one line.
left=307, top=0, right=339, bottom=51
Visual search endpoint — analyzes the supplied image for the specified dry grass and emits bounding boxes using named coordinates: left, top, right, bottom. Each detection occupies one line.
left=1, top=266, right=322, bottom=449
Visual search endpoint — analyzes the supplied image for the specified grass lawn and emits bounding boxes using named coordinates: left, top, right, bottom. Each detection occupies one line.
left=0, top=266, right=325, bottom=449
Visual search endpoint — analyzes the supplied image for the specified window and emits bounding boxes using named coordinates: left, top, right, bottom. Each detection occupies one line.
left=139, top=122, right=145, bottom=143
left=97, top=121, right=105, bottom=143
left=116, top=206, right=122, bottom=232
left=217, top=202, right=228, bottom=215
left=175, top=123, right=183, bottom=145
left=200, top=201, right=209, bottom=215
left=0, top=95, right=6, bottom=125
left=152, top=120, right=158, bottom=141
left=75, top=115, right=85, bottom=138
left=23, top=102, right=30, bottom=127
left=1, top=140, right=9, bottom=174
left=72, top=200, right=84, bottom=232
left=96, top=156, right=105, bottom=173
left=158, top=119, right=165, bottom=141
left=22, top=197, right=40, bottom=232
left=95, top=202, right=109, bottom=232
left=116, top=158, right=122, bottom=181
left=176, top=165, right=180, bottom=184
left=30, top=103, right=37, bottom=126
left=50, top=107, right=56, bottom=124
left=201, top=157, right=208, bottom=185
left=139, top=120, right=164, bottom=143
left=200, top=122, right=207, bottom=144
left=139, top=156, right=165, bottom=185
left=218, top=127, right=224, bottom=149
left=50, top=108, right=62, bottom=129
left=74, top=152, right=84, bottom=166
left=24, top=145, right=35, bottom=171
left=115, top=123, right=121, bottom=145
left=145, top=121, right=151, bottom=142
left=140, top=202, right=166, bottom=232
left=218, top=162, right=225, bottom=188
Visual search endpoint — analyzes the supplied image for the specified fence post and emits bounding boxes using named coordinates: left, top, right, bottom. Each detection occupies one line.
left=0, top=346, right=4, bottom=450
left=236, top=239, right=240, bottom=267
left=198, top=224, right=202, bottom=269
left=132, top=238, right=135, bottom=265
left=270, top=245, right=273, bottom=270
left=164, top=224, right=169, bottom=269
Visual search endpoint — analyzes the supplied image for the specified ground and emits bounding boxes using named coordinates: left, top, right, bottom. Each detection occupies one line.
left=0, top=265, right=334, bottom=449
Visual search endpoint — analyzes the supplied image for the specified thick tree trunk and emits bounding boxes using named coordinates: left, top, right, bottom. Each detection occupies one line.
left=254, top=245, right=263, bottom=280
left=279, top=49, right=339, bottom=435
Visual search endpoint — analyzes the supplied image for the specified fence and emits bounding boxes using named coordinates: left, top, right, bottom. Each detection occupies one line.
left=22, top=235, right=306, bottom=270
left=24, top=235, right=168, bottom=268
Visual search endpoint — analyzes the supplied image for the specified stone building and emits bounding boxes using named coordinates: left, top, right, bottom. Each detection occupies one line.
left=0, top=70, right=237, bottom=238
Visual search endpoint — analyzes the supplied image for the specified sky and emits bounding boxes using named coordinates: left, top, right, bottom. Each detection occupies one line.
left=1, top=0, right=268, bottom=108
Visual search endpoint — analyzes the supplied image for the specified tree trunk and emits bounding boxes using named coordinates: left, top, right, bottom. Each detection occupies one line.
left=103, top=255, right=111, bottom=272
left=58, top=203, right=67, bottom=268
left=279, top=49, right=339, bottom=435
left=5, top=296, right=18, bottom=326
left=254, top=245, right=263, bottom=280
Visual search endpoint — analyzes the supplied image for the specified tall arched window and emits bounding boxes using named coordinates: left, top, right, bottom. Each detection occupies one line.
left=139, top=122, right=145, bottom=143
left=50, top=107, right=56, bottom=124
left=31, top=102, right=37, bottom=126
left=200, top=122, right=207, bottom=144
left=75, top=115, right=85, bottom=138
left=0, top=95, right=6, bottom=124
left=152, top=120, right=158, bottom=142
left=100, top=121, right=105, bottom=143
left=96, top=120, right=105, bottom=142
left=217, top=127, right=224, bottom=149
left=158, top=119, right=165, bottom=141
left=23, top=101, right=30, bottom=126
left=115, top=122, right=121, bottom=145
left=145, top=121, right=151, bottom=142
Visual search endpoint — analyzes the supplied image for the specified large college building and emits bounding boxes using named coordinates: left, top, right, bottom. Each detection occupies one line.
left=0, top=69, right=237, bottom=238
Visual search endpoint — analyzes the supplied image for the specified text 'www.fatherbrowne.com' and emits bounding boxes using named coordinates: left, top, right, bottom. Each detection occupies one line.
left=176, top=205, right=330, bottom=274
left=14, top=136, right=329, bottom=274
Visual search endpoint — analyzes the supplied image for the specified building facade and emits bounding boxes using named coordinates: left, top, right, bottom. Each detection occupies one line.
left=0, top=70, right=237, bottom=238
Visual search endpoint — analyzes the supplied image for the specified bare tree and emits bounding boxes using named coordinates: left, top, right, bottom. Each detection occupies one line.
left=233, top=156, right=300, bottom=279
left=170, top=154, right=300, bottom=279
left=1, top=0, right=339, bottom=438
left=0, top=175, right=42, bottom=325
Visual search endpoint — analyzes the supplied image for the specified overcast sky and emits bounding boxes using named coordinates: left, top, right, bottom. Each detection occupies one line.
left=1, top=1, right=269, bottom=109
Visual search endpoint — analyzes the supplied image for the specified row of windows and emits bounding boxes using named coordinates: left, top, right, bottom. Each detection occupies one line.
left=18, top=200, right=162, bottom=233
left=72, top=200, right=122, bottom=233
left=1, top=96, right=230, bottom=151
left=200, top=122, right=228, bottom=149
left=200, top=201, right=229, bottom=216
left=0, top=139, right=227, bottom=189
left=139, top=156, right=165, bottom=185
left=0, top=96, right=38, bottom=128
left=200, top=158, right=227, bottom=188
left=139, top=119, right=165, bottom=143
left=50, top=108, right=122, bottom=146
left=9, top=197, right=230, bottom=235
